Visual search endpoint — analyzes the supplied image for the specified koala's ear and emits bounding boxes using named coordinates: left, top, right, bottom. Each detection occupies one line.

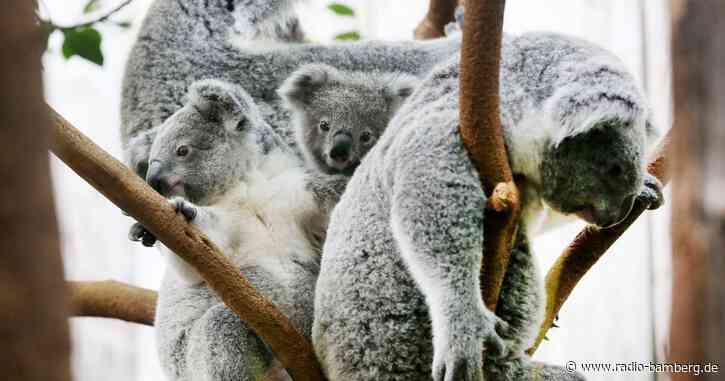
left=188, top=79, right=247, bottom=132
left=278, top=64, right=337, bottom=108
left=385, top=74, right=419, bottom=108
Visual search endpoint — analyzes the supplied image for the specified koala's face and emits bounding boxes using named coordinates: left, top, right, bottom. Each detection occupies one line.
left=146, top=80, right=271, bottom=205
left=540, top=121, right=646, bottom=228
left=279, top=64, right=417, bottom=175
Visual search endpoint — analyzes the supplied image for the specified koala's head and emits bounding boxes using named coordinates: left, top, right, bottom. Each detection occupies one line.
left=540, top=119, right=647, bottom=229
left=278, top=64, right=417, bottom=175
left=146, top=79, right=281, bottom=205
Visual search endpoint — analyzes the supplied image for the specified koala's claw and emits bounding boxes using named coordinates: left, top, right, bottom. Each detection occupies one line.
left=128, top=222, right=157, bottom=247
left=170, top=197, right=197, bottom=221
left=639, top=174, right=664, bottom=210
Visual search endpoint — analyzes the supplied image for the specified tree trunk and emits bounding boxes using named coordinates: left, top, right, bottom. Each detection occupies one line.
left=0, top=2, right=72, bottom=380
left=670, top=1, right=725, bottom=379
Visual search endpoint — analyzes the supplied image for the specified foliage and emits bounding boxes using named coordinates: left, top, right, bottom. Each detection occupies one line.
left=327, top=2, right=361, bottom=41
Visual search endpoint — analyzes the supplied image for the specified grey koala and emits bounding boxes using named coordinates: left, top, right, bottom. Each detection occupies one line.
left=313, top=33, right=663, bottom=381
left=278, top=64, right=418, bottom=175
left=121, top=0, right=461, bottom=179
left=135, top=79, right=346, bottom=381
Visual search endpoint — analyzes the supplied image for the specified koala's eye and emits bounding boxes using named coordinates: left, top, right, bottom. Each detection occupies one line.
left=236, top=117, right=248, bottom=131
left=319, top=120, right=330, bottom=132
left=361, top=131, right=373, bottom=144
left=176, top=145, right=190, bottom=157
left=607, top=164, right=623, bottom=178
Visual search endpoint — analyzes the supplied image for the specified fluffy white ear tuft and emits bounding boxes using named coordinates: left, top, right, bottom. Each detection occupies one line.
left=277, top=64, right=337, bottom=108
left=385, top=74, right=419, bottom=111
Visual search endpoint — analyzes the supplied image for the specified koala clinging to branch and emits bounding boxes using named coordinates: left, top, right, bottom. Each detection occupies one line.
left=314, top=33, right=663, bottom=381
left=132, top=79, right=346, bottom=381
left=278, top=64, right=418, bottom=175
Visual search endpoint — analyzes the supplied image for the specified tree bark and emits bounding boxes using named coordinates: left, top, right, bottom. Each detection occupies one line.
left=458, top=0, right=520, bottom=312
left=0, top=2, right=72, bottom=380
left=69, top=281, right=157, bottom=326
left=528, top=133, right=672, bottom=353
left=49, top=109, right=324, bottom=381
left=414, top=0, right=458, bottom=40
left=669, top=1, right=725, bottom=379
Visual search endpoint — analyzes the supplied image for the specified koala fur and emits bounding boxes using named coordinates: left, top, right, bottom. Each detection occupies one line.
left=144, top=79, right=346, bottom=381
left=314, top=32, right=663, bottom=381
left=278, top=64, right=418, bottom=175
left=121, top=0, right=461, bottom=179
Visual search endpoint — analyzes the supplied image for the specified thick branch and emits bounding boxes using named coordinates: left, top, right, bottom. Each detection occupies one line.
left=528, top=132, right=672, bottom=353
left=414, top=0, right=458, bottom=40
left=459, top=0, right=519, bottom=312
left=48, top=109, right=324, bottom=381
left=69, top=280, right=157, bottom=326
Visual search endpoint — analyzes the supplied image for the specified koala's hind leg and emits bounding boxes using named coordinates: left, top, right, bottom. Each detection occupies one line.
left=186, top=303, right=276, bottom=381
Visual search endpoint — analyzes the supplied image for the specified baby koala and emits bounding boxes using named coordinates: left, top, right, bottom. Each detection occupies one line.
left=278, top=63, right=418, bottom=175
left=132, top=79, right=346, bottom=381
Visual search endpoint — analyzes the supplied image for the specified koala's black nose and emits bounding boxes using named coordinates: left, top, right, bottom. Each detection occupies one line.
left=146, top=161, right=170, bottom=195
left=330, top=132, right=352, bottom=162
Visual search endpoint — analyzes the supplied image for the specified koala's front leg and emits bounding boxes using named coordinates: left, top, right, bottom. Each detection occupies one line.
left=638, top=174, right=664, bottom=210
left=389, top=161, right=508, bottom=381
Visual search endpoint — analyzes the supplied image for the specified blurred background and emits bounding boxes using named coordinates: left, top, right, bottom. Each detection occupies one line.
left=42, top=0, right=673, bottom=380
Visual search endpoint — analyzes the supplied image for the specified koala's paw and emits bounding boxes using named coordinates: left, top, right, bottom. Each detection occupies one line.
left=169, top=197, right=198, bottom=221
left=639, top=174, right=664, bottom=210
left=128, top=222, right=157, bottom=247
left=432, top=311, right=508, bottom=381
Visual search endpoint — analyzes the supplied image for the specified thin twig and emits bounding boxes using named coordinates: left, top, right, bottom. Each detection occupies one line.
left=55, top=0, right=133, bottom=30
left=69, top=280, right=157, bottom=326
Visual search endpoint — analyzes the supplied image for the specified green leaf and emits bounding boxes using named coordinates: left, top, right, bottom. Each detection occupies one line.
left=62, top=27, right=104, bottom=66
left=327, top=3, right=355, bottom=17
left=334, top=31, right=361, bottom=41
left=115, top=21, right=133, bottom=29
left=83, top=0, right=102, bottom=14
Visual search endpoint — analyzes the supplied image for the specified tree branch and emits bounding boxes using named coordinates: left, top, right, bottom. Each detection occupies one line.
left=414, top=0, right=458, bottom=40
left=48, top=108, right=324, bottom=381
left=528, top=132, right=672, bottom=353
left=69, top=280, right=157, bottom=326
left=459, top=0, right=519, bottom=312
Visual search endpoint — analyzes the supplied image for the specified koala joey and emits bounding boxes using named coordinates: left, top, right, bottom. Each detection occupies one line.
left=313, top=33, right=664, bottom=381
left=278, top=64, right=418, bottom=175
left=132, top=79, right=346, bottom=381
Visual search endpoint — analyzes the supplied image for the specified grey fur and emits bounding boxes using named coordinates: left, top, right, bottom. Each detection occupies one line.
left=314, top=32, right=663, bottom=381
left=145, top=79, right=345, bottom=381
left=278, top=64, right=418, bottom=175
left=121, top=0, right=460, bottom=178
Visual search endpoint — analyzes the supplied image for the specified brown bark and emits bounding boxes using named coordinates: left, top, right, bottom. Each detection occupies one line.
left=458, top=0, right=520, bottom=312
left=49, top=110, right=324, bottom=381
left=669, top=1, right=725, bottom=379
left=414, top=0, right=458, bottom=40
left=69, top=281, right=157, bottom=326
left=528, top=133, right=672, bottom=353
left=0, top=2, right=72, bottom=380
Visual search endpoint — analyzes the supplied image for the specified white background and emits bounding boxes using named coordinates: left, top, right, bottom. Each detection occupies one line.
left=41, top=0, right=673, bottom=380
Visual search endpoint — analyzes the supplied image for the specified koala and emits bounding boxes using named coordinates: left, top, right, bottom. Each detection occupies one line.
left=313, top=33, right=663, bottom=381
left=121, top=0, right=461, bottom=179
left=278, top=64, right=418, bottom=175
left=134, top=79, right=346, bottom=381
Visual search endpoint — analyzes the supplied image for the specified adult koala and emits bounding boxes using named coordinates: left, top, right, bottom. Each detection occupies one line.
left=313, top=33, right=663, bottom=381
left=121, top=0, right=460, bottom=178
left=137, top=79, right=346, bottom=381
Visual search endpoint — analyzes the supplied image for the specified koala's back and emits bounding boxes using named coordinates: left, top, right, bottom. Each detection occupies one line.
left=313, top=56, right=479, bottom=380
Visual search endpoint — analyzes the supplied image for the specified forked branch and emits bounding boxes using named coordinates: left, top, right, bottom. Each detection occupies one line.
left=458, top=0, right=519, bottom=312
left=529, top=131, right=672, bottom=353
left=48, top=108, right=324, bottom=381
left=414, top=0, right=458, bottom=39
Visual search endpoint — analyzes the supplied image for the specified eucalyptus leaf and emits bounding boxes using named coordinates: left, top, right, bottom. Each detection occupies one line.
left=83, top=0, right=102, bottom=14
left=328, top=3, right=355, bottom=17
left=62, top=27, right=104, bottom=66
left=334, top=31, right=360, bottom=41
